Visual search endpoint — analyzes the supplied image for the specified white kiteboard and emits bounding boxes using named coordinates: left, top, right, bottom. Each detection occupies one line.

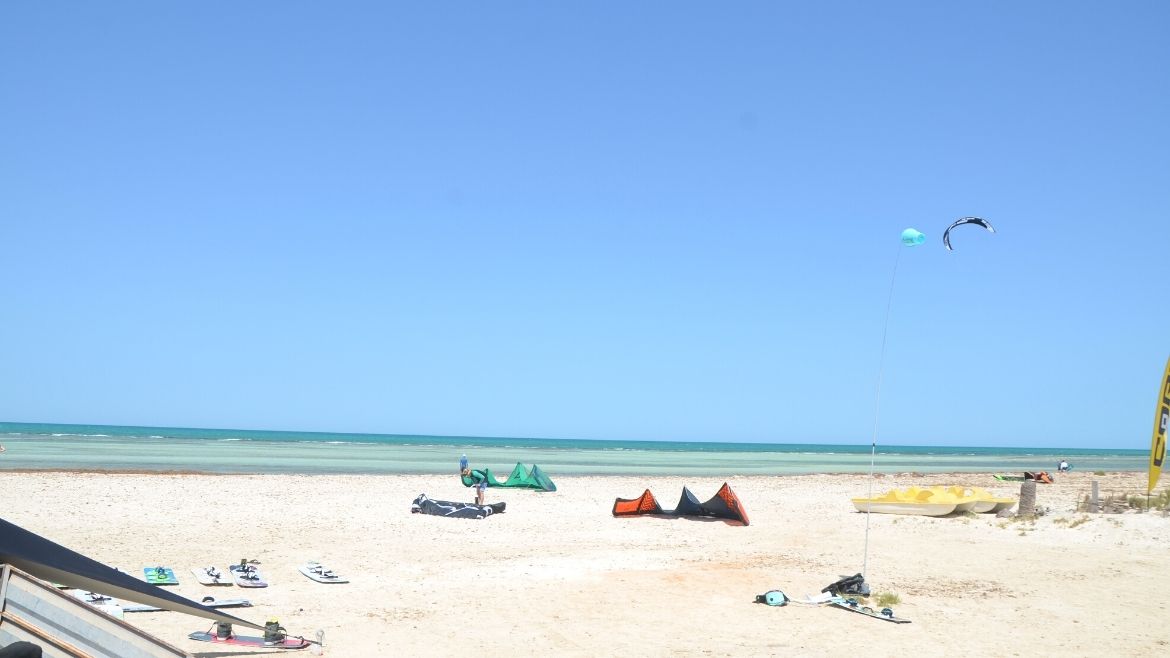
left=68, top=590, right=125, bottom=620
left=228, top=563, right=268, bottom=588
left=123, top=596, right=253, bottom=613
left=299, top=561, right=349, bottom=584
left=191, top=566, right=233, bottom=586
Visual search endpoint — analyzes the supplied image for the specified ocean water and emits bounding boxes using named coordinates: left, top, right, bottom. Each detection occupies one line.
left=0, top=422, right=1148, bottom=476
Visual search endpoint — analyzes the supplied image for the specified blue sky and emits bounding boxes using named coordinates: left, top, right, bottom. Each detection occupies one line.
left=2, top=2, right=1167, bottom=448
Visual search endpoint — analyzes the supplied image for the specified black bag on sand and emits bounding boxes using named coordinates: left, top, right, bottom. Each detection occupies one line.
left=822, top=573, right=870, bottom=597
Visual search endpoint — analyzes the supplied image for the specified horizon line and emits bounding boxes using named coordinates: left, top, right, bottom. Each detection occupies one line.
left=0, top=420, right=1150, bottom=453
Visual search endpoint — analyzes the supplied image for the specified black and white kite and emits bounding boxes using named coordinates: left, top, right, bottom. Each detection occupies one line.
left=942, top=217, right=995, bottom=251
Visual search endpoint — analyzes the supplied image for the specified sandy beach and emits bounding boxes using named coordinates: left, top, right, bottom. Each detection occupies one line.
left=3, top=470, right=1168, bottom=656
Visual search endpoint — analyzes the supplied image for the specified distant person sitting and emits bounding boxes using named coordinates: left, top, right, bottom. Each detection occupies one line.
left=1058, top=460, right=1071, bottom=472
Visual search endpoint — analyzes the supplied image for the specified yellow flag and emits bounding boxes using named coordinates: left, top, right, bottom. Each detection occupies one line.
left=1150, top=355, right=1170, bottom=494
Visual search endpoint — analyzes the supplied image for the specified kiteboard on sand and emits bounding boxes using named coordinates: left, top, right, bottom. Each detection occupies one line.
left=188, top=630, right=312, bottom=649
left=829, top=598, right=911, bottom=624
left=143, top=566, right=179, bottom=585
left=189, top=625, right=322, bottom=650
left=191, top=565, right=233, bottom=586
left=123, top=596, right=253, bottom=613
left=228, top=562, right=268, bottom=588
left=299, top=561, right=349, bottom=584
left=994, top=472, right=1054, bottom=484
left=69, top=590, right=125, bottom=620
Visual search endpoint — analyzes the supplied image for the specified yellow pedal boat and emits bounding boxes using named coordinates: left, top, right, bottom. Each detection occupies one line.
left=851, top=487, right=957, bottom=516
left=939, top=486, right=1016, bottom=513
left=853, top=486, right=1016, bottom=516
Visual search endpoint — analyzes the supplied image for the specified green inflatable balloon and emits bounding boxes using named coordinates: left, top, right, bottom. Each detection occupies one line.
left=900, top=228, right=925, bottom=246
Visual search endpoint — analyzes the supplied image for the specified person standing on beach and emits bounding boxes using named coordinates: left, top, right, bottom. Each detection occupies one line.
left=475, top=479, right=487, bottom=506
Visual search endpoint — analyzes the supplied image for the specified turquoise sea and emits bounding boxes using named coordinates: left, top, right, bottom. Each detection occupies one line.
left=0, top=422, right=1148, bottom=476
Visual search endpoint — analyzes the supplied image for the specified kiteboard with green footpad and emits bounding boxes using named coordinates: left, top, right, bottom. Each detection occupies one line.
left=994, top=472, right=1053, bottom=483
left=143, top=566, right=178, bottom=585
left=829, top=598, right=911, bottom=623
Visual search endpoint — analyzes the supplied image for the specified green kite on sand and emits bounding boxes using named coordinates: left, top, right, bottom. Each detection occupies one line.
left=460, top=463, right=556, bottom=492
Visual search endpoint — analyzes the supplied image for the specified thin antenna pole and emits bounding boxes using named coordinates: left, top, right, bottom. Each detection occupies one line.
left=863, top=244, right=904, bottom=580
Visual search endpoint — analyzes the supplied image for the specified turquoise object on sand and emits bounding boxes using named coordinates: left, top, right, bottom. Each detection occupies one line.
left=900, top=228, right=925, bottom=246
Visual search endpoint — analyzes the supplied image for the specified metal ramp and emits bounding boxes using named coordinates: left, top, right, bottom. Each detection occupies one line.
left=0, top=564, right=189, bottom=658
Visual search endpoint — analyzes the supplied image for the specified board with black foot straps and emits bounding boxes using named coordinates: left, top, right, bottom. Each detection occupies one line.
left=67, top=590, right=124, bottom=620
left=191, top=565, right=232, bottom=585
left=829, top=597, right=911, bottom=623
left=143, top=566, right=179, bottom=585
left=228, top=559, right=268, bottom=587
left=299, top=561, right=349, bottom=583
left=189, top=620, right=321, bottom=649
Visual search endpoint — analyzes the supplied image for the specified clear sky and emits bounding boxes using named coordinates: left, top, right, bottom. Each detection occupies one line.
left=2, top=2, right=1167, bottom=448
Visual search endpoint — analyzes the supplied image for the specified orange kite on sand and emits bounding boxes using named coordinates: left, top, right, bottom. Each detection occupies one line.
left=612, top=482, right=749, bottom=526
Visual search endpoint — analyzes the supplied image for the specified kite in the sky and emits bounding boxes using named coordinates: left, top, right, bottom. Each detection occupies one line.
left=942, top=217, right=995, bottom=251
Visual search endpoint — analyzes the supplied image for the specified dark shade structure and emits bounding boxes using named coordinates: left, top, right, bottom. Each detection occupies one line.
left=0, top=517, right=263, bottom=630
left=410, top=494, right=506, bottom=519
left=611, top=482, right=750, bottom=526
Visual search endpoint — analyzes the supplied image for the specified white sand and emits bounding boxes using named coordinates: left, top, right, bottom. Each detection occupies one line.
left=2, top=471, right=1168, bottom=656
